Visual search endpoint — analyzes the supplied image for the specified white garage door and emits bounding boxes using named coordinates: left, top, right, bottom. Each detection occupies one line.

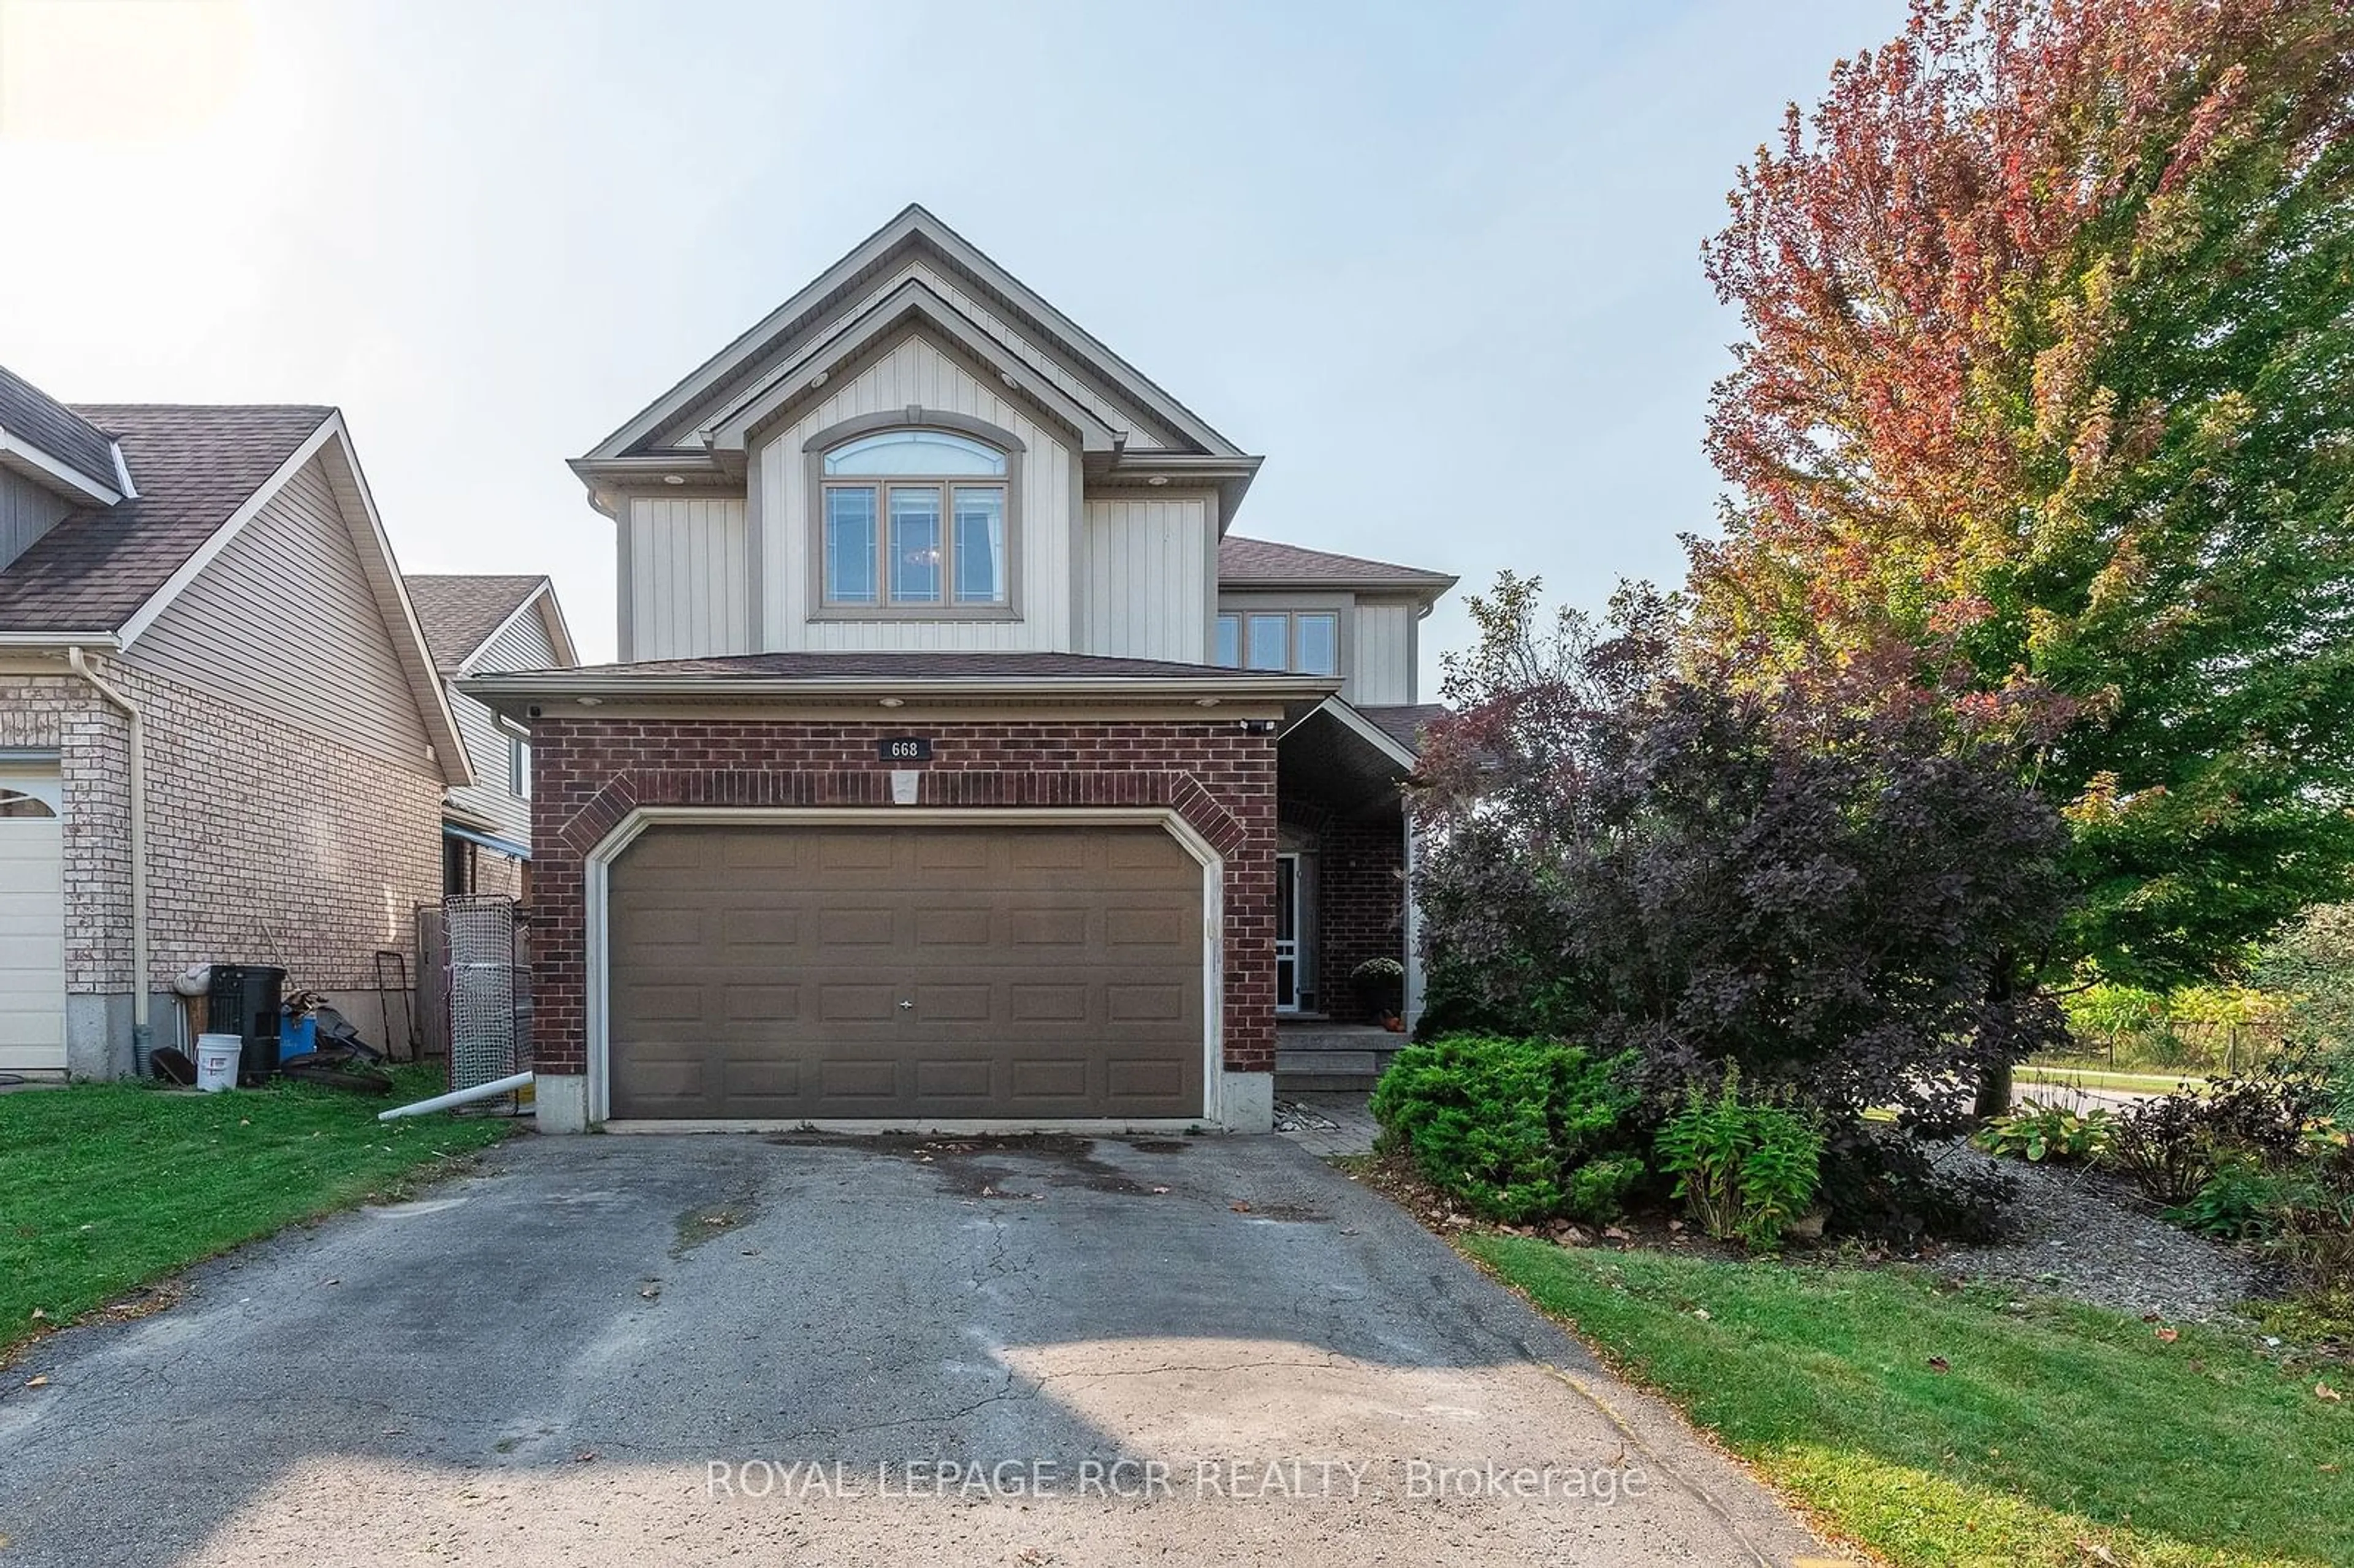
left=0, top=766, right=67, bottom=1076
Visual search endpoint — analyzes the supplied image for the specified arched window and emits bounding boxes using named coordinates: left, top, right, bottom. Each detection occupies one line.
left=823, top=430, right=1005, bottom=478
left=819, top=428, right=1010, bottom=609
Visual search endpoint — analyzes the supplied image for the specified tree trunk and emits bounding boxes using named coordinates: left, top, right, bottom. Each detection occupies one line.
left=1971, top=951, right=2019, bottom=1126
left=1972, top=1059, right=2013, bottom=1125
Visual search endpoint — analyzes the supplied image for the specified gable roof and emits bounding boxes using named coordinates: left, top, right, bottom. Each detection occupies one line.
left=0, top=405, right=330, bottom=633
left=0, top=398, right=471, bottom=789
left=404, top=574, right=566, bottom=674
left=578, top=205, right=1260, bottom=510
left=1218, top=535, right=1457, bottom=595
left=0, top=364, right=126, bottom=503
left=695, top=275, right=1127, bottom=458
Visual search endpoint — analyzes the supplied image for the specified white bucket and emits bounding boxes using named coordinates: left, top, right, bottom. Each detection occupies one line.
left=193, top=1032, right=243, bottom=1093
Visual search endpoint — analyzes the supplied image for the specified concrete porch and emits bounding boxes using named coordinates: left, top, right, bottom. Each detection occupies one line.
left=1274, top=1018, right=1406, bottom=1095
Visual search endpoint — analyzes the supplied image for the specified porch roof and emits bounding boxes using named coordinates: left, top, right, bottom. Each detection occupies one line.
left=1279, top=698, right=1417, bottom=818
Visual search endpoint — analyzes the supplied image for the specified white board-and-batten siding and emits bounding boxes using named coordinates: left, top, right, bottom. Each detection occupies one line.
left=1078, top=496, right=1213, bottom=664
left=622, top=497, right=748, bottom=661
left=130, top=456, right=438, bottom=777
left=1350, top=598, right=1418, bottom=706
left=752, top=334, right=1074, bottom=653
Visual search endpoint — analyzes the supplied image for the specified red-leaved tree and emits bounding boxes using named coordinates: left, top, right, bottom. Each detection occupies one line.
left=1690, top=0, right=2354, bottom=987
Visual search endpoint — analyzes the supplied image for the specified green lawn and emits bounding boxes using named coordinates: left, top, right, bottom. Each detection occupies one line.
left=1466, top=1238, right=2351, bottom=1568
left=2015, top=1064, right=2206, bottom=1094
left=1, top=1068, right=509, bottom=1356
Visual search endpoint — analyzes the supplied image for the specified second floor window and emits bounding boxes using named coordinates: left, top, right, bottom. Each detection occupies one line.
left=821, top=430, right=1008, bottom=609
left=1215, top=611, right=1339, bottom=676
left=508, top=733, right=531, bottom=799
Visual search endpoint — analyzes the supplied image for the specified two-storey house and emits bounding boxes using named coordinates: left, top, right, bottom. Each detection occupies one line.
left=468, top=206, right=1453, bottom=1133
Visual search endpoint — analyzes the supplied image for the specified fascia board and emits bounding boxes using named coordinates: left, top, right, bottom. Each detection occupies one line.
left=703, top=280, right=1122, bottom=454
left=0, top=427, right=122, bottom=508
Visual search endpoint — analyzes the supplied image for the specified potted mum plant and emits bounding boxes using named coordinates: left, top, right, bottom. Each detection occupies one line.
left=1350, top=956, right=1406, bottom=1030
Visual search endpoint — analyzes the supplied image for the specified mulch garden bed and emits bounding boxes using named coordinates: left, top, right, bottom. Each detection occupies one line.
left=1338, top=1142, right=2289, bottom=1332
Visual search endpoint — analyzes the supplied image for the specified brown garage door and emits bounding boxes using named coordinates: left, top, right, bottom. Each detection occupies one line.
left=607, top=823, right=1205, bottom=1121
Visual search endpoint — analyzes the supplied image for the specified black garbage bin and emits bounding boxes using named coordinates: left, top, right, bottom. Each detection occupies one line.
left=207, top=964, right=286, bottom=1086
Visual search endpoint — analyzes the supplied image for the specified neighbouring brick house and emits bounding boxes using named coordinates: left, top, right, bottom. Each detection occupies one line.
left=466, top=205, right=1455, bottom=1134
left=0, top=365, right=467, bottom=1078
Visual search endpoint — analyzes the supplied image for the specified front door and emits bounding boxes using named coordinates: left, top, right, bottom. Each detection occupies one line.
left=1275, top=853, right=1305, bottom=1014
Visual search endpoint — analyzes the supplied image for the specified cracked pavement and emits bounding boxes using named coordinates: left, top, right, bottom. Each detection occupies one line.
left=0, top=1132, right=1832, bottom=1566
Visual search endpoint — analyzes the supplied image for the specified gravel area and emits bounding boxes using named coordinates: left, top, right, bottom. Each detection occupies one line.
left=1271, top=1098, right=1341, bottom=1133
left=1273, top=1094, right=1379, bottom=1157
left=1927, top=1141, right=2262, bottom=1323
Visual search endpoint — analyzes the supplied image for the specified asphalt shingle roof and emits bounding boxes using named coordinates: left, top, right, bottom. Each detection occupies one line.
left=403, top=574, right=548, bottom=673
left=1359, top=702, right=1450, bottom=754
left=0, top=404, right=329, bottom=633
left=1217, top=535, right=1453, bottom=589
left=0, top=363, right=121, bottom=496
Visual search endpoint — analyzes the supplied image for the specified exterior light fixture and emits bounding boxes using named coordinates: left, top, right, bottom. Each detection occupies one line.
left=661, top=474, right=686, bottom=485
left=878, top=696, right=905, bottom=709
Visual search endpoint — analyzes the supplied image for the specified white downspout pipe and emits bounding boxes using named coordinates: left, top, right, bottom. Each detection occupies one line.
left=378, top=1070, right=533, bottom=1122
left=1402, top=813, right=1425, bottom=1038
left=66, top=647, right=150, bottom=1072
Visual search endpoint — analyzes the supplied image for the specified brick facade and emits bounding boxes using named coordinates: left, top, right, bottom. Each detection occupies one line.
left=527, top=715, right=1279, bottom=1082
left=0, top=656, right=444, bottom=998
left=0, top=672, right=130, bottom=991
left=1280, top=797, right=1407, bottom=1024
left=1317, top=810, right=1407, bottom=1022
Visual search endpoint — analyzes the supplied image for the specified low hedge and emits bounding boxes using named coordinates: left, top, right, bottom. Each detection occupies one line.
left=1369, top=1033, right=1645, bottom=1223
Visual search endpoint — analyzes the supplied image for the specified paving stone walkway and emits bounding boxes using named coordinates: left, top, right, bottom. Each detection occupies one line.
left=1274, top=1092, right=1380, bottom=1158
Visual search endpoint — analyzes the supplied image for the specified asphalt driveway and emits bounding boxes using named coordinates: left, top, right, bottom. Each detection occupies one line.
left=0, top=1132, right=1832, bottom=1566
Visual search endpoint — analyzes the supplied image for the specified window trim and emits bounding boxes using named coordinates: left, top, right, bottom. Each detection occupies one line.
left=1213, top=607, right=1343, bottom=677
left=802, top=411, right=1025, bottom=622
left=508, top=732, right=531, bottom=800
left=1292, top=611, right=1340, bottom=677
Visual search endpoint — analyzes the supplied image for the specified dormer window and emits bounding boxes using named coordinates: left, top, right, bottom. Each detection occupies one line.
left=820, top=429, right=1010, bottom=611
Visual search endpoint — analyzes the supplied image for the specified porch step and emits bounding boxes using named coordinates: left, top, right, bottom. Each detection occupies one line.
left=1273, top=1025, right=1407, bottom=1097
left=1276, top=1071, right=1386, bottom=1095
left=1276, top=1048, right=1382, bottom=1075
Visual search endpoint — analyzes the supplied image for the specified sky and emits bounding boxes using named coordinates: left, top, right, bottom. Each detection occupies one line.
left=0, top=0, right=1905, bottom=683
